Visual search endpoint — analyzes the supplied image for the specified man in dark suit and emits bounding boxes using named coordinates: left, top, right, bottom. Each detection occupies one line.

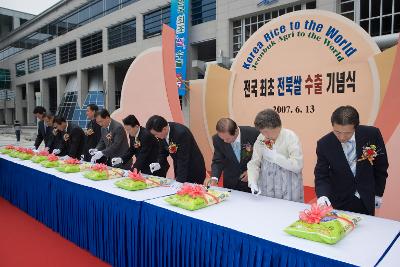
left=43, top=112, right=60, bottom=153
left=204, top=118, right=259, bottom=192
left=90, top=109, right=130, bottom=168
left=315, top=106, right=389, bottom=215
left=83, top=104, right=102, bottom=161
left=53, top=116, right=85, bottom=159
left=111, top=115, right=168, bottom=176
left=146, top=115, right=206, bottom=184
left=33, top=106, right=48, bottom=149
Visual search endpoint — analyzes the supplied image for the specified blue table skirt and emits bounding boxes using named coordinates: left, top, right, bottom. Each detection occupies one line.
left=139, top=202, right=356, bottom=267
left=0, top=158, right=139, bottom=267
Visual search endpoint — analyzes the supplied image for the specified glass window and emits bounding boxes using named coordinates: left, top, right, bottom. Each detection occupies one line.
left=59, top=41, right=77, bottom=64
left=79, top=6, right=90, bottom=25
left=105, top=0, right=120, bottom=14
left=28, top=56, right=40, bottom=73
left=108, top=19, right=136, bottom=49
left=232, top=2, right=316, bottom=57
left=359, top=0, right=399, bottom=36
left=143, top=5, right=170, bottom=39
left=42, top=50, right=56, bottom=69
left=90, top=0, right=104, bottom=20
left=15, top=61, right=25, bottom=77
left=191, top=0, right=216, bottom=26
left=81, top=31, right=103, bottom=58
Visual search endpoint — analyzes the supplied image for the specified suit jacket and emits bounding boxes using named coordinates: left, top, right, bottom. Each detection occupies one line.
left=211, top=126, right=259, bottom=191
left=84, top=119, right=102, bottom=161
left=121, top=127, right=163, bottom=175
left=57, top=123, right=85, bottom=159
left=314, top=125, right=389, bottom=215
left=46, top=127, right=62, bottom=153
left=96, top=119, right=129, bottom=161
left=34, top=120, right=47, bottom=149
left=163, top=122, right=205, bottom=184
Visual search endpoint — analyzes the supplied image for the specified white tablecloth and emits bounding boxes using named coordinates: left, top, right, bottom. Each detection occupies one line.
left=377, top=236, right=400, bottom=266
left=145, top=190, right=400, bottom=267
left=0, top=154, right=179, bottom=201
left=2, top=154, right=399, bottom=266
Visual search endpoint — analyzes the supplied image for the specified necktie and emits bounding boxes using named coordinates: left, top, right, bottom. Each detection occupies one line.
left=345, top=140, right=356, bottom=176
left=232, top=142, right=241, bottom=162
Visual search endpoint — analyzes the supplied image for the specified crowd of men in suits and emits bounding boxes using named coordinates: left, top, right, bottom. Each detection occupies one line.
left=32, top=105, right=389, bottom=216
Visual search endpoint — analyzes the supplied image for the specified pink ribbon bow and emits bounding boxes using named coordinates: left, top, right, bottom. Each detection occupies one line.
left=47, top=154, right=59, bottom=162
left=128, top=169, right=146, bottom=182
left=64, top=158, right=80, bottom=165
left=299, top=203, right=333, bottom=224
left=91, top=163, right=108, bottom=172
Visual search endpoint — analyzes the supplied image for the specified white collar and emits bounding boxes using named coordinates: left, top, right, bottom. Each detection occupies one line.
left=135, top=126, right=141, bottom=138
left=65, top=122, right=69, bottom=132
left=349, top=132, right=356, bottom=143
left=107, top=120, right=112, bottom=131
left=233, top=127, right=241, bottom=144
left=166, top=124, right=170, bottom=143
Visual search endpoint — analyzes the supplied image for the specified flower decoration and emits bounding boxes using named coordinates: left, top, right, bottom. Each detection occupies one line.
left=241, top=143, right=253, bottom=159
left=64, top=158, right=80, bottom=165
left=262, top=139, right=274, bottom=149
left=358, top=144, right=379, bottom=165
left=168, top=142, right=178, bottom=154
left=106, top=133, right=112, bottom=142
left=37, top=150, right=50, bottom=156
left=299, top=203, right=333, bottom=224
left=128, top=169, right=146, bottom=182
left=134, top=138, right=141, bottom=149
left=91, top=163, right=108, bottom=172
left=5, top=145, right=15, bottom=150
left=86, top=128, right=94, bottom=136
left=24, top=148, right=34, bottom=155
left=47, top=154, right=59, bottom=162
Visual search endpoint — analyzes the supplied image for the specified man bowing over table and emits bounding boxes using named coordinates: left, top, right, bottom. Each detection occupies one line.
left=146, top=115, right=206, bottom=184
left=314, top=106, right=389, bottom=215
left=90, top=109, right=130, bottom=168
left=53, top=116, right=85, bottom=159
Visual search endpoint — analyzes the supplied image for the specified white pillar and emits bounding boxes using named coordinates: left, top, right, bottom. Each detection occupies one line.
left=103, top=64, right=116, bottom=112
left=26, top=82, right=36, bottom=125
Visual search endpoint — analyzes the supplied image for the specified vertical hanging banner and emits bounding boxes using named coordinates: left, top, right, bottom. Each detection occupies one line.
left=170, top=0, right=189, bottom=96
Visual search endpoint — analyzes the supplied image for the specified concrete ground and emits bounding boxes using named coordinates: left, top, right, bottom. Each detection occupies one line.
left=0, top=126, right=40, bottom=148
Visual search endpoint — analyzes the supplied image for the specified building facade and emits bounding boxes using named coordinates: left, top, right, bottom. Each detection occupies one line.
left=0, top=0, right=398, bottom=126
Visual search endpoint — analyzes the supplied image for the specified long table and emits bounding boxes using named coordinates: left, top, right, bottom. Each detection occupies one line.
left=1, top=154, right=399, bottom=267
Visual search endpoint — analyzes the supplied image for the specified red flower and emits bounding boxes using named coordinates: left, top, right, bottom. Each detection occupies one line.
left=24, top=149, right=34, bottom=155
left=38, top=150, right=50, bottom=156
left=5, top=145, right=15, bottom=150
left=177, top=183, right=206, bottom=199
left=47, top=154, right=59, bottom=162
left=299, top=203, right=333, bottom=224
left=263, top=139, right=274, bottom=149
left=91, top=163, right=108, bottom=172
left=128, top=169, right=146, bottom=182
left=168, top=142, right=178, bottom=154
left=366, top=149, right=375, bottom=156
left=64, top=158, right=80, bottom=165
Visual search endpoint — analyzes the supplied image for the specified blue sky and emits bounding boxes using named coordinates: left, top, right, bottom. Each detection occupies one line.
left=0, top=0, right=60, bottom=15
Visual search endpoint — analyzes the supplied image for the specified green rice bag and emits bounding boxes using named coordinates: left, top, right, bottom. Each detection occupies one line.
left=40, top=160, right=60, bottom=168
left=114, top=178, right=147, bottom=191
left=165, top=188, right=230, bottom=211
left=84, top=171, right=108, bottom=181
left=284, top=211, right=361, bottom=244
left=31, top=155, right=48, bottom=163
left=56, top=164, right=81, bottom=173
